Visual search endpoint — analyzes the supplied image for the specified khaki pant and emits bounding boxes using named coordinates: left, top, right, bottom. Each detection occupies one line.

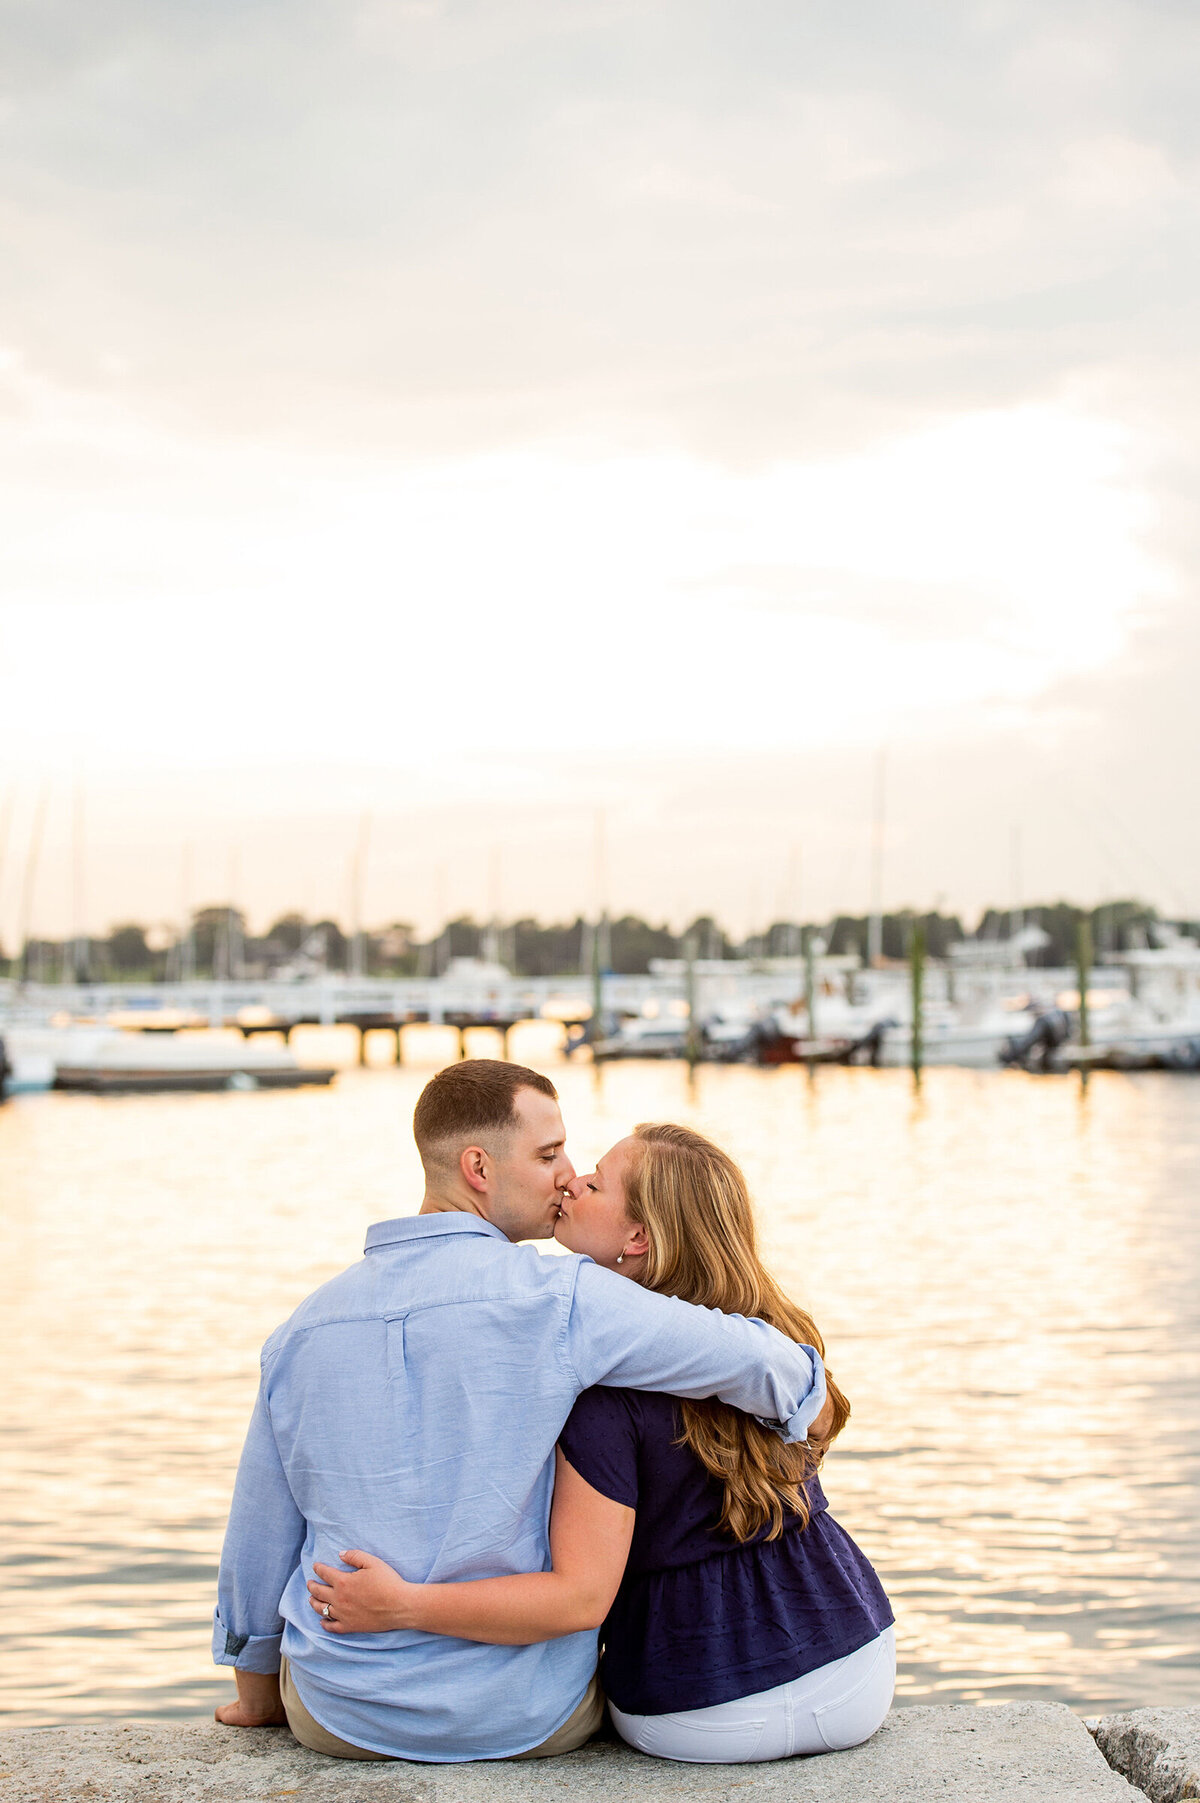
left=278, top=1655, right=605, bottom=1762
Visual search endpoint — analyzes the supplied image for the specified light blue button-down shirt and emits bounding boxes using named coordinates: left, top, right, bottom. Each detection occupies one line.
left=214, top=1213, right=826, bottom=1761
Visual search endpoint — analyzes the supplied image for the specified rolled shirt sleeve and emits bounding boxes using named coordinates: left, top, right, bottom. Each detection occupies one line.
left=755, top=1358, right=826, bottom=1444
left=565, top=1262, right=826, bottom=1444
left=212, top=1363, right=305, bottom=1672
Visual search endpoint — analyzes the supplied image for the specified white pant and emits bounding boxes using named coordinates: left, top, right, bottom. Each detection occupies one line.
left=609, top=1626, right=895, bottom=1764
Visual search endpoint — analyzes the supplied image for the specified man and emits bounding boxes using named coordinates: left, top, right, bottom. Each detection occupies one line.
left=213, top=1059, right=826, bottom=1761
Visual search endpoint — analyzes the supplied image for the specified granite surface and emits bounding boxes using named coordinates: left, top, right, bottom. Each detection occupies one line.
left=1094, top=1708, right=1200, bottom=1803
left=0, top=1704, right=1148, bottom=1803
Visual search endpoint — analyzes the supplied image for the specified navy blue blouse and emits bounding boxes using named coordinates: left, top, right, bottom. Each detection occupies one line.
left=558, top=1386, right=893, bottom=1716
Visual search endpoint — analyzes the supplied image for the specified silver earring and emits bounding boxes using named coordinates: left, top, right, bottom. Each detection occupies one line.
left=616, top=1252, right=625, bottom=1265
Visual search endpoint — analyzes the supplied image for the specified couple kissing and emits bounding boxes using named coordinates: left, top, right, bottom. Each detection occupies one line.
left=214, top=1058, right=893, bottom=1764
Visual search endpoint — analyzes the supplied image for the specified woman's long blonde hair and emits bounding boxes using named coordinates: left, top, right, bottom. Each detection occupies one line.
left=624, top=1122, right=849, bottom=1542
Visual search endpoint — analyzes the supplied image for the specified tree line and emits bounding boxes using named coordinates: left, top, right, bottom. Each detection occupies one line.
left=0, top=898, right=1185, bottom=983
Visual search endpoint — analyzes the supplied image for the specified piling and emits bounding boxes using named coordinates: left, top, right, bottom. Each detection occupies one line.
left=1075, top=916, right=1092, bottom=1050
left=591, top=916, right=604, bottom=1037
left=684, top=933, right=700, bottom=1066
left=910, top=919, right=926, bottom=1079
left=804, top=929, right=817, bottom=1043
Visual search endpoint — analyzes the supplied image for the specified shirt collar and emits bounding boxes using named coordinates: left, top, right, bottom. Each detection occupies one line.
left=364, top=1213, right=511, bottom=1253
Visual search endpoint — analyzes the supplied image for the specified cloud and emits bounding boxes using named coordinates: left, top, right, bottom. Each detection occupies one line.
left=0, top=0, right=1196, bottom=455
left=1, top=0, right=1198, bottom=936
left=0, top=379, right=1166, bottom=766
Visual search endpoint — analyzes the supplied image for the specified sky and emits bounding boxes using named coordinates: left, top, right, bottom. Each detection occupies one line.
left=1, top=0, right=1197, bottom=942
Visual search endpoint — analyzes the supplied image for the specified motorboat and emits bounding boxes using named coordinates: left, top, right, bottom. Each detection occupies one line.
left=733, top=993, right=894, bottom=1066
left=1, top=1024, right=336, bottom=1094
left=590, top=1015, right=691, bottom=1061
left=874, top=1003, right=1038, bottom=1068
left=1002, top=971, right=1200, bottom=1073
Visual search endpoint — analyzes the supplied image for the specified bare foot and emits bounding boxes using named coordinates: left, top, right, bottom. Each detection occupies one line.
left=214, top=1699, right=288, bottom=1728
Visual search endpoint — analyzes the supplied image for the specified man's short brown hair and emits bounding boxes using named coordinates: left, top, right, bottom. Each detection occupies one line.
left=413, top=1059, right=558, bottom=1172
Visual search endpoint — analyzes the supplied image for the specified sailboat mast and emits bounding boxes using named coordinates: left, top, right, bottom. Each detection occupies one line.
left=17, top=788, right=49, bottom=983
left=867, top=749, right=886, bottom=967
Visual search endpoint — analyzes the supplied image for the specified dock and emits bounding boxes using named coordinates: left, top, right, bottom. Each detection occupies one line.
left=0, top=973, right=605, bottom=1067
left=3, top=1705, right=1198, bottom=1802
left=3, top=941, right=1199, bottom=1075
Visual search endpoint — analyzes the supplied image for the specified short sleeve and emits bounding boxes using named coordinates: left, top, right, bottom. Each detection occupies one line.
left=558, top=1386, right=641, bottom=1510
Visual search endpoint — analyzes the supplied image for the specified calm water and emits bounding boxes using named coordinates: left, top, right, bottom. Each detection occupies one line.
left=2, top=1026, right=1199, bottom=1728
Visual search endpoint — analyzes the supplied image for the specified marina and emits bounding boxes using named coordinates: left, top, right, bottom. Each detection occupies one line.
left=4, top=931, right=1200, bottom=1093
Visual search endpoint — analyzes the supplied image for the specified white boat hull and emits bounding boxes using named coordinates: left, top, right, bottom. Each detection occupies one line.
left=1, top=1026, right=334, bottom=1094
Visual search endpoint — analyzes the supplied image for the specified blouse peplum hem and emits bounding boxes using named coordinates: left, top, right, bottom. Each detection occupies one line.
left=599, top=1506, right=894, bottom=1715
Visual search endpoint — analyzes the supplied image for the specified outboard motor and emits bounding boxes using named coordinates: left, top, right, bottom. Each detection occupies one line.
left=566, top=1010, right=624, bottom=1057
left=1001, top=1009, right=1070, bottom=1072
left=846, top=1019, right=894, bottom=1067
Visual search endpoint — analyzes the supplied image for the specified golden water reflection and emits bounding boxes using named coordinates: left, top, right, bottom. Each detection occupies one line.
left=1, top=1046, right=1198, bottom=1725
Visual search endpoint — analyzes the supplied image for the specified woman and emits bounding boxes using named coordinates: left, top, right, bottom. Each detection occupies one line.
left=308, top=1124, right=895, bottom=1764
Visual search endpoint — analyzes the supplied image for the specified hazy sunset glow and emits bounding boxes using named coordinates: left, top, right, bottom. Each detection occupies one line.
left=1, top=2, right=1196, bottom=940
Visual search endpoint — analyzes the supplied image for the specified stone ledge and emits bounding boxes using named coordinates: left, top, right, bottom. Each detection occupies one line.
left=1094, top=1709, right=1200, bottom=1803
left=0, top=1705, right=1146, bottom=1803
